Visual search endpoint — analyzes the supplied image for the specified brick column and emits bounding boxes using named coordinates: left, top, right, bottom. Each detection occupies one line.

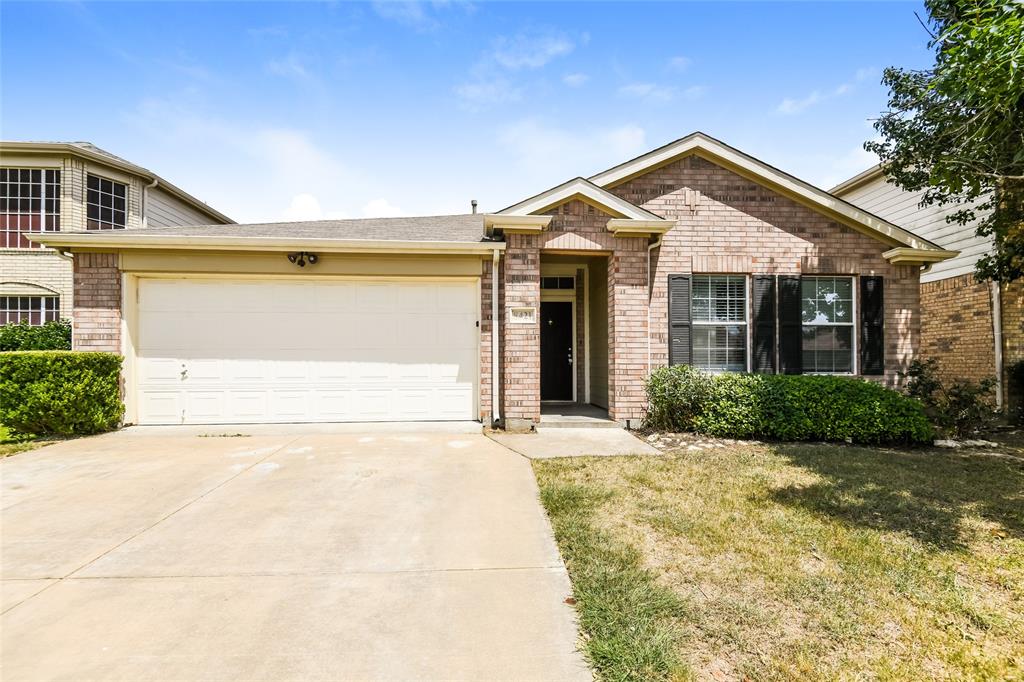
left=607, top=238, right=649, bottom=424
left=73, top=252, right=121, bottom=352
left=502, top=233, right=541, bottom=430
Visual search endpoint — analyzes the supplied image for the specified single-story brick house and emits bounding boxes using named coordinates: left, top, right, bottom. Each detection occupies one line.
left=33, top=132, right=955, bottom=429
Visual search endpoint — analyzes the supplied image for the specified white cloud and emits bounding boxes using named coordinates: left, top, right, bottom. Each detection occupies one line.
left=498, top=119, right=647, bottom=177
left=777, top=68, right=877, bottom=115
left=371, top=1, right=439, bottom=31
left=618, top=82, right=677, bottom=103
left=777, top=91, right=824, bottom=114
left=667, top=55, right=691, bottom=72
left=282, top=193, right=326, bottom=221
left=492, top=30, right=574, bottom=70
left=361, top=198, right=407, bottom=218
left=562, top=72, right=589, bottom=88
left=454, top=77, right=522, bottom=110
left=456, top=28, right=577, bottom=109
left=266, top=53, right=312, bottom=81
left=682, top=85, right=708, bottom=100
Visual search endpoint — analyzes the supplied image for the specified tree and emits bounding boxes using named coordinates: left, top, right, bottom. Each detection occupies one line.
left=866, top=0, right=1024, bottom=282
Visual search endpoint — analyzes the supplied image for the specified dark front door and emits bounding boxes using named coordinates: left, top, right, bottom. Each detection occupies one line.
left=540, top=301, right=573, bottom=401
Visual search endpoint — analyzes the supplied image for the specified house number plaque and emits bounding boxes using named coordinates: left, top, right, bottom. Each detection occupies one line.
left=508, top=306, right=537, bottom=324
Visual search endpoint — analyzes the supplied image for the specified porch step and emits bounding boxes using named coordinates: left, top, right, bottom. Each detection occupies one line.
left=538, top=418, right=622, bottom=429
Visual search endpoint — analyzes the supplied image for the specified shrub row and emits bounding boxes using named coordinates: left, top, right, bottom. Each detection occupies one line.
left=0, top=320, right=72, bottom=351
left=645, top=365, right=934, bottom=445
left=0, top=351, right=124, bottom=437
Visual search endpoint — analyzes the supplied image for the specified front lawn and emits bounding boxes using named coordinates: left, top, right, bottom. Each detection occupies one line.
left=534, top=441, right=1024, bottom=681
left=0, top=425, right=52, bottom=458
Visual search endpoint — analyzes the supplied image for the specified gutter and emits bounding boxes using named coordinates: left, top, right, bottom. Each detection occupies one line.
left=27, top=233, right=507, bottom=256
left=141, top=177, right=159, bottom=228
left=992, top=282, right=1004, bottom=410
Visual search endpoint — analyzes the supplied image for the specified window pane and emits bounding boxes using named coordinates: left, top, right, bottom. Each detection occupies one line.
left=801, top=326, right=853, bottom=373
left=0, top=167, right=60, bottom=248
left=693, top=325, right=746, bottom=372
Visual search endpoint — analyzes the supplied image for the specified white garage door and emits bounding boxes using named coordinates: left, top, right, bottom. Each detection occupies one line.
left=134, top=278, right=478, bottom=424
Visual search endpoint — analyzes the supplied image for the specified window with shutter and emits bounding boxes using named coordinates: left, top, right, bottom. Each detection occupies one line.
left=800, top=276, right=855, bottom=373
left=668, top=275, right=692, bottom=366
left=859, top=276, right=884, bottom=375
left=778, top=275, right=803, bottom=374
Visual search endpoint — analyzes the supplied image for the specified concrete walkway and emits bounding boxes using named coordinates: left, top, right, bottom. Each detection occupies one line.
left=489, top=427, right=661, bottom=459
left=1, top=427, right=590, bottom=681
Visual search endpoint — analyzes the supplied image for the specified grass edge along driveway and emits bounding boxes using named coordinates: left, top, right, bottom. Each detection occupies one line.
left=533, top=441, right=1023, bottom=681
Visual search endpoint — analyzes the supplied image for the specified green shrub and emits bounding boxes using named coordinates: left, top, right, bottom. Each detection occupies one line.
left=0, top=351, right=124, bottom=437
left=902, top=359, right=997, bottom=438
left=0, top=320, right=72, bottom=351
left=645, top=364, right=713, bottom=431
left=644, top=366, right=934, bottom=445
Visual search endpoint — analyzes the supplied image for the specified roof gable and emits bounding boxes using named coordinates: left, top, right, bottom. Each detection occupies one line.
left=497, top=177, right=664, bottom=221
left=588, top=131, right=946, bottom=253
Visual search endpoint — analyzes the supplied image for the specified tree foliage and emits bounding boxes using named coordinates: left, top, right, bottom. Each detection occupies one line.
left=866, top=0, right=1024, bottom=282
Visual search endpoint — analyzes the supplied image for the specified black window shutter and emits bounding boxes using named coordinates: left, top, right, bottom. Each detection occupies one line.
left=668, top=275, right=692, bottom=365
left=859, top=276, right=885, bottom=375
left=778, top=275, right=803, bottom=374
left=751, top=275, right=777, bottom=373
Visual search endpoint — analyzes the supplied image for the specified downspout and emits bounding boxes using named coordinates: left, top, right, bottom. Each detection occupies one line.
left=646, top=234, right=663, bottom=376
left=491, top=248, right=501, bottom=427
left=142, top=177, right=158, bottom=228
left=992, top=281, right=1004, bottom=410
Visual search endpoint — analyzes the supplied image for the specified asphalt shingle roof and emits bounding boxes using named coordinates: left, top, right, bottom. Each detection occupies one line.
left=70, top=214, right=489, bottom=243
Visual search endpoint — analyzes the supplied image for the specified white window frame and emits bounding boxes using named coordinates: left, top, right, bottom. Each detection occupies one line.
left=691, top=274, right=749, bottom=373
left=86, top=173, right=128, bottom=230
left=0, top=295, right=61, bottom=326
left=800, top=275, right=858, bottom=375
left=1, top=167, right=61, bottom=249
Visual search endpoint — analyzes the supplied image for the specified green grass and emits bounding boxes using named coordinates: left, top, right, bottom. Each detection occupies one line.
left=0, top=425, right=51, bottom=458
left=534, top=443, right=1024, bottom=681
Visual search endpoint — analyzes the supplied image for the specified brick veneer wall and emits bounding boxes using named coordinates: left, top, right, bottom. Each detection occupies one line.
left=607, top=239, right=649, bottom=421
left=920, top=274, right=996, bottom=383
left=72, top=253, right=121, bottom=352
left=502, top=234, right=541, bottom=425
left=607, top=155, right=921, bottom=385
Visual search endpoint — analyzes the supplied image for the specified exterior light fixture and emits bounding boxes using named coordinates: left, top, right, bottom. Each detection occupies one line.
left=287, top=252, right=319, bottom=267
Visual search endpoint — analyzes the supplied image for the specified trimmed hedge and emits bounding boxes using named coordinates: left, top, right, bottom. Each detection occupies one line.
left=0, top=351, right=124, bottom=437
left=0, top=320, right=72, bottom=351
left=645, top=365, right=934, bottom=445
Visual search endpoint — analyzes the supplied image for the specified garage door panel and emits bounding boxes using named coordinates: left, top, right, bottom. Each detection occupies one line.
left=135, top=278, right=477, bottom=424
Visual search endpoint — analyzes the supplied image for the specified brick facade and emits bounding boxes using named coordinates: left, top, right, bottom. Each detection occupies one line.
left=920, top=274, right=996, bottom=383
left=501, top=234, right=541, bottom=427
left=72, top=253, right=121, bottom=352
left=608, top=155, right=920, bottom=384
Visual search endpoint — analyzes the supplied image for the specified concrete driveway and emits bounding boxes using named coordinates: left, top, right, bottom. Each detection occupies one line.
left=1, top=425, right=590, bottom=681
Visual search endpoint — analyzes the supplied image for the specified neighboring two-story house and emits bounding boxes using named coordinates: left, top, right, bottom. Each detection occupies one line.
left=833, top=166, right=1023, bottom=412
left=1, top=141, right=232, bottom=326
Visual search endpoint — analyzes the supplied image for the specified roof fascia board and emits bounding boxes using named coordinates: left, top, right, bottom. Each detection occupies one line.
left=589, top=133, right=943, bottom=252
left=882, top=247, right=959, bottom=265
left=829, top=164, right=885, bottom=195
left=0, top=142, right=234, bottom=225
left=607, top=218, right=672, bottom=238
left=498, top=177, right=662, bottom=221
left=27, top=233, right=504, bottom=256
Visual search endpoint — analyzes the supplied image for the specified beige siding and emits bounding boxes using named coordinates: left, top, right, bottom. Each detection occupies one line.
left=2, top=149, right=229, bottom=326
left=0, top=250, right=74, bottom=315
left=838, top=176, right=991, bottom=283
left=146, top=187, right=219, bottom=227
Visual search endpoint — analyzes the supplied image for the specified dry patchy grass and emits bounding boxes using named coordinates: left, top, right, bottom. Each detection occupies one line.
left=534, top=442, right=1024, bottom=681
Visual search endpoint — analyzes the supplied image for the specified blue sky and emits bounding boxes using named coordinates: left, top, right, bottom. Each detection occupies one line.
left=1, top=1, right=934, bottom=223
